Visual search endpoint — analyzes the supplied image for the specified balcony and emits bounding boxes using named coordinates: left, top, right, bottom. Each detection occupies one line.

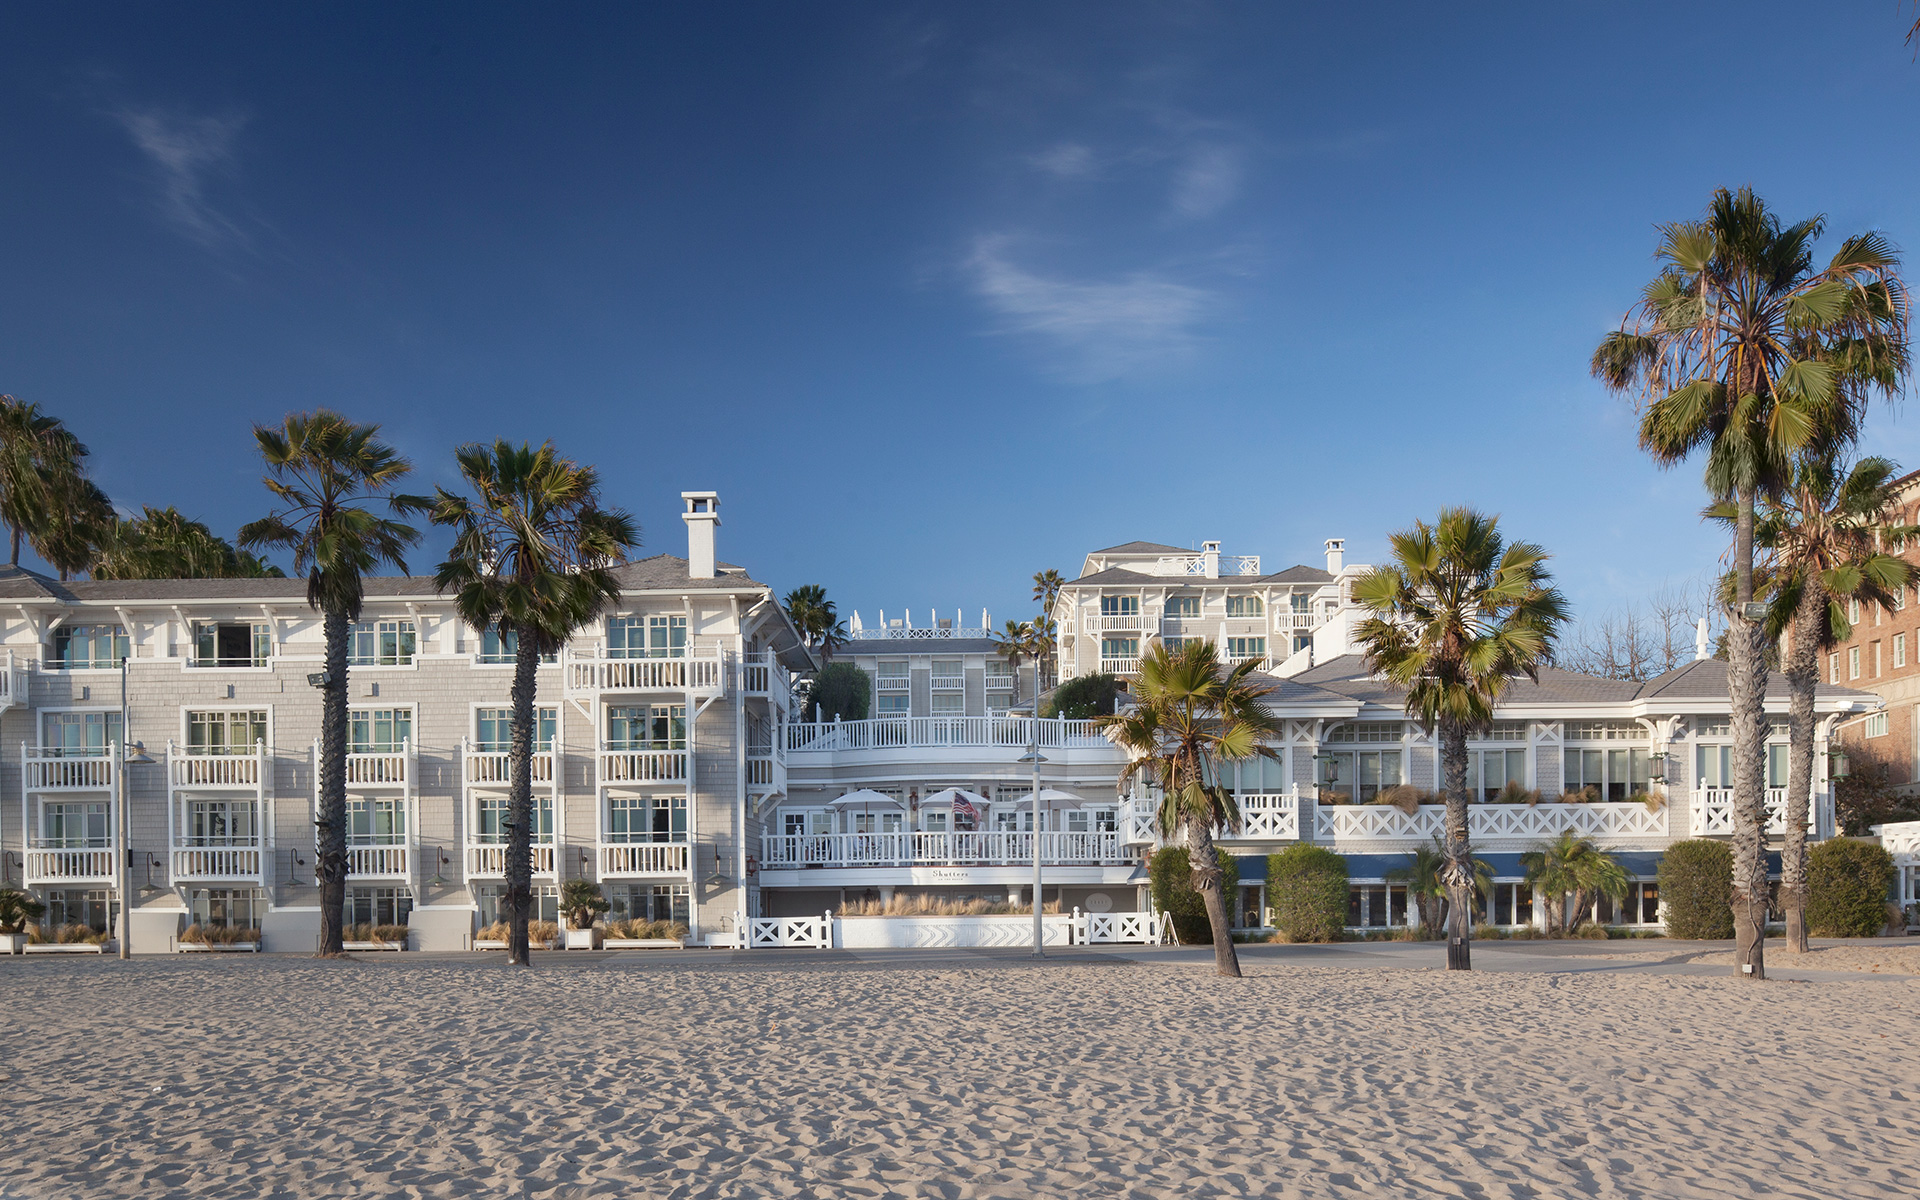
left=930, top=673, right=966, bottom=691
left=787, top=717, right=1110, bottom=753
left=1093, top=614, right=1143, bottom=633
left=24, top=846, right=117, bottom=885
left=346, top=749, right=410, bottom=787
left=739, top=652, right=791, bottom=700
left=466, top=843, right=557, bottom=878
left=169, top=743, right=265, bottom=788
left=747, top=753, right=784, bottom=793
left=1099, top=658, right=1139, bottom=676
left=598, top=748, right=690, bottom=785
left=464, top=750, right=555, bottom=785
left=1688, top=788, right=1824, bottom=837
left=0, top=651, right=22, bottom=711
left=564, top=649, right=725, bottom=698
left=21, top=752, right=114, bottom=792
left=347, top=844, right=411, bottom=879
left=171, top=845, right=264, bottom=883
left=598, top=841, right=692, bottom=876
left=761, top=831, right=1128, bottom=868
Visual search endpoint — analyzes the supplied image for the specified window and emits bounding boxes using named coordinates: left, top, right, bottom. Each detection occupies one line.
left=1768, top=743, right=1788, bottom=788
left=1099, top=596, right=1140, bottom=616
left=609, top=882, right=690, bottom=925
left=475, top=706, right=557, bottom=752
left=1100, top=637, right=1139, bottom=662
left=1326, top=722, right=1403, bottom=744
left=1225, top=595, right=1264, bottom=617
left=930, top=693, right=965, bottom=717
left=41, top=711, right=123, bottom=756
left=931, top=659, right=964, bottom=689
left=1162, top=636, right=1197, bottom=652
left=1564, top=722, right=1642, bottom=741
left=474, top=794, right=555, bottom=843
left=1472, top=748, right=1528, bottom=800
left=187, top=710, right=268, bottom=756
left=42, top=888, right=114, bottom=932
left=350, top=709, right=412, bottom=754
left=606, top=705, right=686, bottom=750
left=1598, top=881, right=1661, bottom=926
left=1481, top=722, right=1527, bottom=742
left=1874, top=641, right=1883, bottom=677
left=190, top=888, right=264, bottom=930
left=877, top=694, right=910, bottom=715
left=1293, top=634, right=1312, bottom=654
left=782, top=810, right=833, bottom=837
left=1165, top=595, right=1200, bottom=618
left=477, top=628, right=557, bottom=665
left=607, top=795, right=688, bottom=842
left=876, top=661, right=909, bottom=690
left=349, top=620, right=416, bottom=667
left=477, top=884, right=557, bottom=927
left=193, top=622, right=271, bottom=668
left=50, top=625, right=127, bottom=670
left=1233, top=756, right=1288, bottom=793
left=1319, top=749, right=1401, bottom=802
left=346, top=796, right=407, bottom=844
left=607, top=615, right=686, bottom=659
left=1867, top=712, right=1889, bottom=739
left=1898, top=634, right=1908, bottom=670
left=1830, top=653, right=1840, bottom=684
left=1290, top=593, right=1310, bottom=613
left=1225, top=636, right=1266, bottom=660
left=1896, top=587, right=1908, bottom=612
left=1564, top=748, right=1649, bottom=801
left=344, top=886, right=412, bottom=927
left=1695, top=744, right=1733, bottom=789
left=1849, top=597, right=1861, bottom=623
left=186, top=800, right=258, bottom=846
left=984, top=660, right=1013, bottom=682
left=1850, top=647, right=1861, bottom=679
left=1489, top=882, right=1535, bottom=927
left=42, top=801, right=109, bottom=847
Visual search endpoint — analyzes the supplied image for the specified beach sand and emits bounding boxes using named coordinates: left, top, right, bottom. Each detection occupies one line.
left=3, top=952, right=1917, bottom=1199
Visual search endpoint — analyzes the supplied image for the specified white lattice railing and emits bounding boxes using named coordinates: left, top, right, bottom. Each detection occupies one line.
left=786, top=717, right=1108, bottom=753
left=566, top=652, right=725, bottom=695
left=1227, top=793, right=1299, bottom=840
left=749, top=914, right=833, bottom=948
left=598, top=749, right=689, bottom=784
left=24, top=847, right=116, bottom=883
left=464, top=750, right=554, bottom=784
left=598, top=842, right=692, bottom=876
left=1074, top=909, right=1164, bottom=945
left=760, top=831, right=1123, bottom=868
left=1315, top=803, right=1444, bottom=842
left=1311, top=800, right=1672, bottom=844
left=1876, top=820, right=1920, bottom=861
left=171, top=846, right=263, bottom=881
left=347, top=845, right=410, bottom=877
left=466, top=843, right=557, bottom=877
left=1688, top=788, right=1817, bottom=837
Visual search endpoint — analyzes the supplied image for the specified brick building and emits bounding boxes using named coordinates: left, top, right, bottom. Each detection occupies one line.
left=1828, top=469, right=1920, bottom=798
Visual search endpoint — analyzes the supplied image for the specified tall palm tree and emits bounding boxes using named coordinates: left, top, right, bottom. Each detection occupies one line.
left=94, top=506, right=287, bottom=580
left=782, top=585, right=847, bottom=662
left=1742, top=454, right=1914, bottom=952
left=993, top=619, right=1035, bottom=708
left=1386, top=837, right=1494, bottom=938
left=432, top=441, right=639, bottom=967
left=1032, top=570, right=1065, bottom=689
left=34, top=474, right=114, bottom=581
left=0, top=396, right=86, bottom=569
left=239, top=412, right=428, bottom=958
left=1520, top=830, right=1630, bottom=936
left=1097, top=640, right=1279, bottom=978
left=1593, top=187, right=1908, bottom=979
left=1351, top=508, right=1568, bottom=971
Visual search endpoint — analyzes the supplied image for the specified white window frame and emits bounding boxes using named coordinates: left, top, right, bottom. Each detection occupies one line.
left=347, top=619, right=417, bottom=668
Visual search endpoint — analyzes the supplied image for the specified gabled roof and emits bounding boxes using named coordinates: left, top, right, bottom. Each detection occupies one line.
left=1088, top=540, right=1190, bottom=556
left=1631, top=657, right=1867, bottom=702
left=1250, top=565, right=1333, bottom=585
left=1293, top=653, right=1877, bottom=709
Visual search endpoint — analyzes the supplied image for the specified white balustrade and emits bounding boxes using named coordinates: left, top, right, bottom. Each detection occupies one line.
left=930, top=674, right=966, bottom=691
left=1315, top=803, right=1445, bottom=842
left=1094, top=615, right=1143, bottom=633
left=1876, top=820, right=1920, bottom=859
left=24, top=847, right=116, bottom=883
left=746, top=755, right=777, bottom=789
left=1099, top=658, right=1140, bottom=676
left=1313, top=800, right=1673, bottom=844
left=347, top=845, right=411, bottom=877
left=598, top=749, right=689, bottom=784
left=1288, top=612, right=1316, bottom=630
left=739, top=652, right=789, bottom=697
left=760, top=831, right=1123, bottom=868
left=466, top=843, right=557, bottom=877
left=170, top=752, right=262, bottom=787
left=598, top=842, right=692, bottom=875
left=567, top=652, right=725, bottom=695
left=1228, top=793, right=1300, bottom=840
left=1688, top=788, right=1815, bottom=837
left=464, top=751, right=554, bottom=784
left=172, top=846, right=263, bottom=880
left=23, top=756, right=114, bottom=791
left=786, top=717, right=1109, bottom=753
left=345, top=752, right=408, bottom=786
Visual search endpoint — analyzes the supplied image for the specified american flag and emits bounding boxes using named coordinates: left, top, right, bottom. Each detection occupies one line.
left=952, top=790, right=980, bottom=830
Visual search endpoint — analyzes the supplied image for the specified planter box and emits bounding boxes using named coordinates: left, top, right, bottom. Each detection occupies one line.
left=178, top=941, right=260, bottom=953
left=25, top=941, right=110, bottom=954
left=342, top=940, right=406, bottom=952
left=602, top=938, right=685, bottom=950
left=1, top=933, right=24, bottom=956
left=474, top=938, right=558, bottom=951
left=563, top=927, right=601, bottom=950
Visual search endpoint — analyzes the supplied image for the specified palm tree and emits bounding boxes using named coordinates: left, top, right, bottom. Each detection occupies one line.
left=1032, top=570, right=1065, bottom=689
left=0, top=396, right=87, bottom=569
left=783, top=585, right=847, bottom=662
left=1520, top=830, right=1630, bottom=936
left=993, top=619, right=1035, bottom=708
left=1744, top=454, right=1914, bottom=952
left=1593, top=187, right=1908, bottom=979
left=1385, top=840, right=1448, bottom=938
left=1097, top=641, right=1279, bottom=977
left=94, top=506, right=287, bottom=580
left=1351, top=509, right=1568, bottom=971
left=239, top=412, right=428, bottom=958
left=431, top=441, right=639, bottom=967
left=33, top=474, right=114, bottom=581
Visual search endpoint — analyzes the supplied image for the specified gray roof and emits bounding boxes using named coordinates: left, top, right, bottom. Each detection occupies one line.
left=1088, top=540, right=1190, bottom=556
left=1293, top=653, right=1876, bottom=708
left=1241, top=670, right=1361, bottom=709
left=1066, top=565, right=1330, bottom=587
left=1632, top=657, right=1870, bottom=702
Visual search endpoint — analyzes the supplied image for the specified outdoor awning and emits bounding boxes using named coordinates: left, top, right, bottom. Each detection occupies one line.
left=826, top=788, right=904, bottom=811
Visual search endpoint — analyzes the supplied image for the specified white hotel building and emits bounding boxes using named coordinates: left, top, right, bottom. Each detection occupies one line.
left=0, top=502, right=1894, bottom=950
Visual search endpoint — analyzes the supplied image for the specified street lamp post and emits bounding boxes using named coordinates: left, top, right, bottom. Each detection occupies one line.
left=1021, top=658, right=1048, bottom=958
left=115, top=656, right=155, bottom=960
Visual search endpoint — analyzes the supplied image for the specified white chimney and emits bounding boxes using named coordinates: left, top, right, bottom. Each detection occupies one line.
left=1324, top=538, right=1345, bottom=575
left=1201, top=540, right=1221, bottom=579
left=681, top=491, right=720, bottom=579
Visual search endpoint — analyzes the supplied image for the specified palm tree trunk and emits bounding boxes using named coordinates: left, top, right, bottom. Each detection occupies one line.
left=1439, top=717, right=1473, bottom=970
left=506, top=625, right=539, bottom=967
left=1728, top=486, right=1769, bottom=980
left=1185, top=820, right=1242, bottom=978
left=316, top=608, right=350, bottom=957
left=1781, top=580, right=1823, bottom=954
left=8, top=522, right=18, bottom=568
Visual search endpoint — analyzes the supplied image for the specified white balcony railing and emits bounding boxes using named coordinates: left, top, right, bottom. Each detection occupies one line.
left=347, top=845, right=411, bottom=878
left=1688, top=788, right=1820, bottom=837
left=761, top=831, right=1125, bottom=868
left=345, top=749, right=410, bottom=786
left=1313, top=798, right=1672, bottom=843
left=740, top=652, right=790, bottom=699
left=465, top=843, right=557, bottom=877
left=1093, top=615, right=1143, bottom=632
left=1288, top=612, right=1316, bottom=630
left=22, top=754, right=114, bottom=791
left=1100, top=658, right=1139, bottom=676
left=171, top=846, right=263, bottom=881
left=598, top=749, right=690, bottom=784
left=787, top=717, right=1109, bottom=753
left=464, top=750, right=554, bottom=785
left=1225, top=793, right=1300, bottom=840
left=746, top=754, right=783, bottom=791
left=930, top=674, right=966, bottom=691
left=598, top=842, right=692, bottom=876
left=565, top=651, right=725, bottom=696
left=24, top=847, right=116, bottom=884
left=170, top=749, right=263, bottom=787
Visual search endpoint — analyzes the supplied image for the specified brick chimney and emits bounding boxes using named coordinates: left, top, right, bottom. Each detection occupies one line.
left=682, top=491, right=720, bottom=579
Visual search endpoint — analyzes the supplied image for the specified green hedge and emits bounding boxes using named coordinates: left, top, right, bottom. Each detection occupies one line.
left=1267, top=843, right=1349, bottom=943
left=1657, top=840, right=1733, bottom=940
left=1148, top=846, right=1239, bottom=945
left=807, top=662, right=871, bottom=722
left=1044, top=673, right=1124, bottom=719
left=1806, top=839, right=1896, bottom=938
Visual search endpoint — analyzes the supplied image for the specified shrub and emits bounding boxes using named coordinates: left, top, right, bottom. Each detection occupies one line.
left=1267, top=844, right=1348, bottom=943
left=606, top=918, right=690, bottom=941
left=807, top=662, right=871, bottom=722
left=1043, top=673, right=1125, bottom=719
left=180, top=924, right=253, bottom=946
left=0, top=888, right=45, bottom=935
left=560, top=878, right=610, bottom=930
left=1657, top=840, right=1733, bottom=940
left=1148, top=846, right=1239, bottom=944
left=477, top=920, right=561, bottom=944
left=1806, top=839, right=1896, bottom=938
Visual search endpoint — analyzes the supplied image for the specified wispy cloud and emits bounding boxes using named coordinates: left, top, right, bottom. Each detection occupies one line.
left=964, top=235, right=1212, bottom=383
left=1027, top=142, right=1098, bottom=180
left=113, top=107, right=251, bottom=250
left=1169, top=145, right=1241, bottom=219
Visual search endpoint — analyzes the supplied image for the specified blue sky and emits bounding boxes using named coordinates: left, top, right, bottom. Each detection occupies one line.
left=5, top=3, right=1920, bottom=633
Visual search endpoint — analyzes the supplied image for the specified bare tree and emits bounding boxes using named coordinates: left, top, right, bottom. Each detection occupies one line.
left=1559, top=576, right=1720, bottom=682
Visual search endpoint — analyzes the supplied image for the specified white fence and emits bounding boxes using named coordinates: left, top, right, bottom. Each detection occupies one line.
left=1689, top=788, right=1823, bottom=837
left=788, top=717, right=1108, bottom=753
left=761, top=831, right=1125, bottom=867
left=465, top=751, right=554, bottom=785
left=746, top=910, right=1164, bottom=950
left=171, top=846, right=263, bottom=880
left=466, top=843, right=558, bottom=876
left=749, top=914, right=834, bottom=948
left=598, top=842, right=692, bottom=876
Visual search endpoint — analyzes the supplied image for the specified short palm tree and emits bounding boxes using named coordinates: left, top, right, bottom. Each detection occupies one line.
left=992, top=619, right=1037, bottom=708
left=1351, top=509, right=1568, bottom=970
left=1742, top=454, right=1914, bottom=952
left=1097, top=640, right=1279, bottom=977
left=1593, top=186, right=1908, bottom=979
left=1385, top=841, right=1448, bottom=938
left=432, top=440, right=639, bottom=967
left=34, top=473, right=114, bottom=581
left=95, top=506, right=287, bottom=580
left=1520, top=831, right=1630, bottom=936
left=783, top=585, right=847, bottom=662
left=239, top=412, right=428, bottom=957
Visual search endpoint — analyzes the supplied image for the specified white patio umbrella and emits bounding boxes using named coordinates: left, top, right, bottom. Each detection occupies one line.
left=920, top=787, right=990, bottom=809
left=825, top=788, right=904, bottom=812
left=1006, top=787, right=1086, bottom=810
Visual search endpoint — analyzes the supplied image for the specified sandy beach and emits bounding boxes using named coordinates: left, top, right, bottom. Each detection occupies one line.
left=4, top=947, right=1917, bottom=1200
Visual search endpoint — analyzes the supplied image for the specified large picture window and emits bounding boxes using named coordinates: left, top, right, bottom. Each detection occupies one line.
left=348, top=620, right=416, bottom=667
left=346, top=797, right=407, bottom=845
left=187, top=710, right=268, bottom=756
left=350, top=709, right=413, bottom=754
left=51, top=625, right=127, bottom=670
left=1165, top=595, right=1200, bottom=617
left=1565, top=747, right=1650, bottom=801
left=606, top=705, right=685, bottom=750
left=608, top=615, right=687, bottom=659
left=477, top=627, right=558, bottom=665
left=1225, top=595, right=1264, bottom=617
left=192, top=622, right=272, bottom=668
left=474, top=794, right=554, bottom=842
left=606, top=795, right=688, bottom=842
left=42, top=801, right=109, bottom=847
left=41, top=711, right=122, bottom=757
left=186, top=800, right=258, bottom=846
left=476, top=706, right=557, bottom=751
